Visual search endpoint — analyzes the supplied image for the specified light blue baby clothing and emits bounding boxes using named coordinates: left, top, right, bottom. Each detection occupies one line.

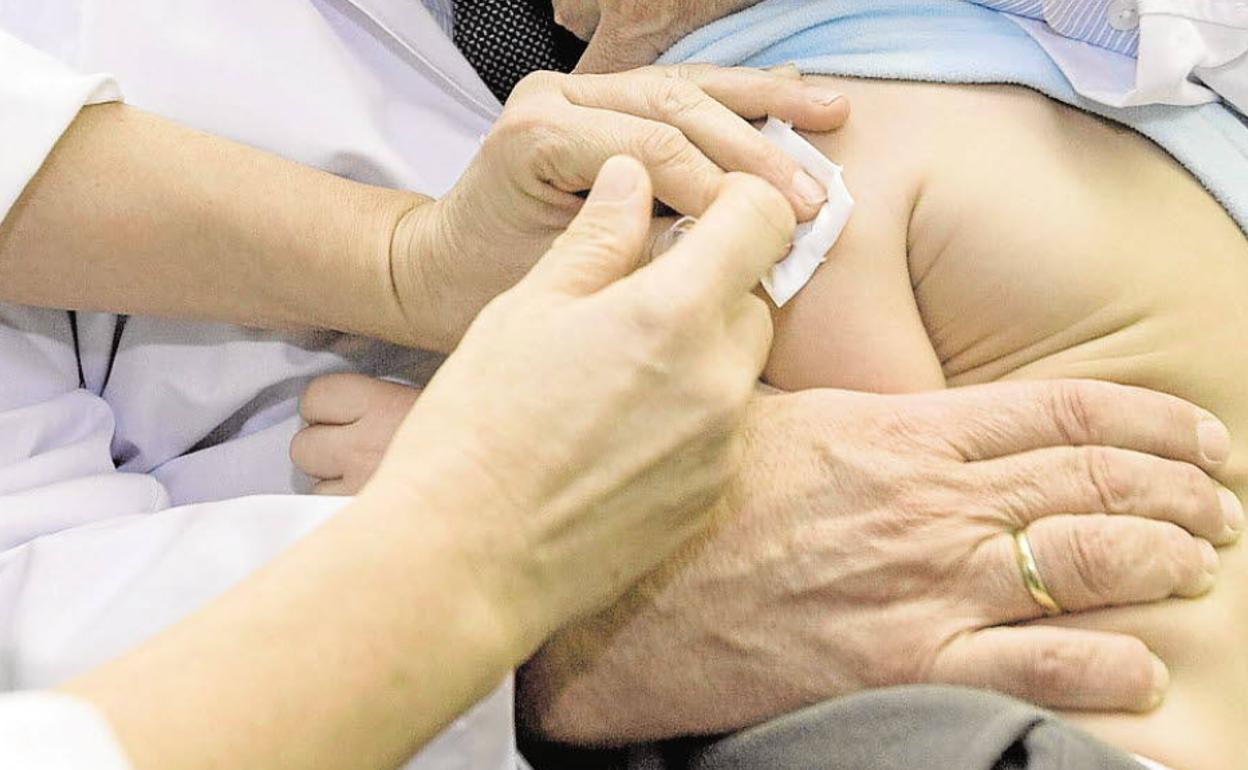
left=659, top=0, right=1248, bottom=236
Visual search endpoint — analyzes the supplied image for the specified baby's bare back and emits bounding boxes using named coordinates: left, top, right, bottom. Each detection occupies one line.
left=770, top=76, right=1248, bottom=770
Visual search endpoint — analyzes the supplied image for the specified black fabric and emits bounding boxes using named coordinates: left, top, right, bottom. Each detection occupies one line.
left=452, top=0, right=587, bottom=103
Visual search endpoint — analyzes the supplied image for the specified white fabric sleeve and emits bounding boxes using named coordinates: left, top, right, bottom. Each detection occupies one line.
left=0, top=27, right=121, bottom=222
left=0, top=691, right=133, bottom=769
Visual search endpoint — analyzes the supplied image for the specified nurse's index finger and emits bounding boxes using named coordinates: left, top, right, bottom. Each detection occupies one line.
left=643, top=173, right=795, bottom=306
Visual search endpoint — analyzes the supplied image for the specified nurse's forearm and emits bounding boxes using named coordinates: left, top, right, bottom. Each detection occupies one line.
left=0, top=102, right=430, bottom=347
left=61, top=486, right=523, bottom=770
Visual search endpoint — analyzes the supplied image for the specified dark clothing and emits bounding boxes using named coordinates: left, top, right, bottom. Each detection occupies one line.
left=452, top=0, right=585, bottom=102
left=523, top=686, right=1148, bottom=770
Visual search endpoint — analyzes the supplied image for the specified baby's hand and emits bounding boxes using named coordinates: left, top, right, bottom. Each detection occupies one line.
left=291, top=373, right=421, bottom=495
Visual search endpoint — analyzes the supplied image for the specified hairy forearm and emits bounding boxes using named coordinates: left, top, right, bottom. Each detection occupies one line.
left=0, top=103, right=430, bottom=347
left=62, top=486, right=520, bottom=770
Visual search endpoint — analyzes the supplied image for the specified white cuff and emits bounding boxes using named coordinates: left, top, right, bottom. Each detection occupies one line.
left=0, top=691, right=133, bottom=769
left=0, top=27, right=121, bottom=222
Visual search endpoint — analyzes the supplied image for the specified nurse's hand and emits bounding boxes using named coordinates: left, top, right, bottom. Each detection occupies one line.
left=554, top=0, right=763, bottom=73
left=393, top=64, right=847, bottom=352
left=66, top=161, right=792, bottom=770
left=373, top=157, right=793, bottom=651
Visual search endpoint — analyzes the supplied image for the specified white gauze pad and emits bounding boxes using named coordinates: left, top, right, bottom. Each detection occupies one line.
left=758, top=117, right=854, bottom=307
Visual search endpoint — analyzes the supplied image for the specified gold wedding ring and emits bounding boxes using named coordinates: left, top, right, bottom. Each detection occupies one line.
left=1012, top=530, right=1062, bottom=616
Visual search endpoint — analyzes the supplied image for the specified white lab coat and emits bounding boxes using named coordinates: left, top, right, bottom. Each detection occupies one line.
left=0, top=2, right=521, bottom=768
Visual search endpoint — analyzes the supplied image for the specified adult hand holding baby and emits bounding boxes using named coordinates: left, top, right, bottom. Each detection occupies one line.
left=523, top=382, right=1238, bottom=742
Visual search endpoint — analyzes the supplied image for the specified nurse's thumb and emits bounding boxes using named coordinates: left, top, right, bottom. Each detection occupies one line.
left=530, top=155, right=653, bottom=296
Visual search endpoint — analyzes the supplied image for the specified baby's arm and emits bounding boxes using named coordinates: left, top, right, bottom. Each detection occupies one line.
left=291, top=373, right=421, bottom=495
left=762, top=89, right=943, bottom=394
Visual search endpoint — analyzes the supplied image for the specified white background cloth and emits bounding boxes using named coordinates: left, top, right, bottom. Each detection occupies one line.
left=0, top=1, right=516, bottom=768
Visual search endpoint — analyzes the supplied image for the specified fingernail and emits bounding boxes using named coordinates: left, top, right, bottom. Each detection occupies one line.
left=1148, top=655, right=1169, bottom=709
left=793, top=169, right=827, bottom=208
left=1220, top=487, right=1244, bottom=539
left=1198, top=417, right=1231, bottom=465
left=589, top=156, right=642, bottom=204
left=809, top=87, right=844, bottom=106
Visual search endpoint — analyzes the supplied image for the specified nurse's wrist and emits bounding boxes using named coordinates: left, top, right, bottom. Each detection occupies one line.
left=386, top=197, right=465, bottom=353
left=354, top=475, right=543, bottom=671
left=323, top=188, right=430, bottom=349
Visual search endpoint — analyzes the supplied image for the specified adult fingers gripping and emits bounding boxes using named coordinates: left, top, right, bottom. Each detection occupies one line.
left=527, top=155, right=656, bottom=296
left=640, top=64, right=850, bottom=133
left=932, top=626, right=1168, bottom=712
left=974, top=446, right=1243, bottom=545
left=560, top=73, right=828, bottom=219
left=518, top=105, right=723, bottom=217
left=924, top=380, right=1232, bottom=471
left=975, top=515, right=1217, bottom=623
left=628, top=172, right=795, bottom=308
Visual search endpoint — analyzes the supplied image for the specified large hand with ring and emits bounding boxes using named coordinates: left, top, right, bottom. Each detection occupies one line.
left=390, top=64, right=847, bottom=352
left=521, top=382, right=1241, bottom=742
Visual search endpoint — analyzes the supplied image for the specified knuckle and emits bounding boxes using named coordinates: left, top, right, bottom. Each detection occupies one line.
left=493, top=105, right=547, bottom=140
left=1067, top=521, right=1120, bottom=602
left=665, top=62, right=716, bottom=82
left=513, top=70, right=563, bottom=97
left=1049, top=381, right=1103, bottom=445
left=1177, top=462, right=1215, bottom=511
left=648, top=79, right=707, bottom=122
left=638, top=123, right=694, bottom=168
left=524, top=125, right=572, bottom=174
left=1080, top=447, right=1134, bottom=515
left=1157, top=523, right=1201, bottom=576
